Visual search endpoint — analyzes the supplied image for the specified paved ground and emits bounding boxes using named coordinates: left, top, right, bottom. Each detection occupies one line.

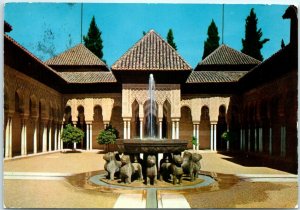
left=3, top=150, right=298, bottom=208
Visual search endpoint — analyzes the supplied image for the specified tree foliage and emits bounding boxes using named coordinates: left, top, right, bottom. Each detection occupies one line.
left=281, top=39, right=286, bottom=49
left=202, top=19, right=220, bottom=60
left=97, top=124, right=119, bottom=145
left=192, top=136, right=198, bottom=146
left=83, top=16, right=104, bottom=61
left=61, top=124, right=84, bottom=148
left=36, top=28, right=56, bottom=60
left=241, top=8, right=269, bottom=61
left=167, top=29, right=177, bottom=50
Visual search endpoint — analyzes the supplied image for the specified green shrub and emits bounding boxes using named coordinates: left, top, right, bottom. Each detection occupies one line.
left=192, top=136, right=198, bottom=146
left=96, top=124, right=119, bottom=151
left=61, top=124, right=84, bottom=149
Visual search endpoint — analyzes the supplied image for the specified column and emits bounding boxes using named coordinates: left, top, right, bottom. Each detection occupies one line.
left=124, top=121, right=127, bottom=139
left=128, top=120, right=131, bottom=139
left=86, top=124, right=90, bottom=150
left=193, top=124, right=196, bottom=150
left=210, top=124, right=214, bottom=151
left=59, top=123, right=64, bottom=150
left=254, top=126, right=257, bottom=152
left=176, top=121, right=179, bottom=139
left=73, top=122, right=77, bottom=149
left=159, top=120, right=162, bottom=139
left=5, top=117, right=12, bottom=158
left=247, top=128, right=251, bottom=152
left=196, top=124, right=199, bottom=150
left=33, top=119, right=38, bottom=154
left=269, top=127, right=272, bottom=155
left=172, top=121, right=175, bottom=139
left=48, top=122, right=52, bottom=151
left=54, top=123, right=57, bottom=151
left=21, top=118, right=27, bottom=156
left=139, top=119, right=143, bottom=139
left=210, top=122, right=217, bottom=151
left=42, top=121, right=48, bottom=152
left=259, top=127, right=263, bottom=152
left=240, top=128, right=243, bottom=151
left=89, top=124, right=93, bottom=150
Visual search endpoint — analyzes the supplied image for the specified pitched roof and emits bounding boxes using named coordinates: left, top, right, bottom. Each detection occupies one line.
left=57, top=71, right=117, bottom=84
left=186, top=71, right=247, bottom=83
left=197, top=44, right=261, bottom=66
left=45, top=44, right=107, bottom=66
left=111, top=30, right=192, bottom=71
left=4, top=21, right=12, bottom=33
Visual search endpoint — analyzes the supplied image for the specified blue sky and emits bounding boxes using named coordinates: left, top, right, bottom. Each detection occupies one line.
left=4, top=3, right=290, bottom=67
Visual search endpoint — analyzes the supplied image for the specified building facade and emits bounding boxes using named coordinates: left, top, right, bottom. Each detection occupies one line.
left=3, top=6, right=298, bottom=172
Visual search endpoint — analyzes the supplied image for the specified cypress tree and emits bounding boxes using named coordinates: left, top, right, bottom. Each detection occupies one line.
left=281, top=39, right=286, bottom=49
left=83, top=16, right=104, bottom=60
left=241, top=8, right=269, bottom=61
left=167, top=29, right=177, bottom=50
left=202, top=19, right=220, bottom=60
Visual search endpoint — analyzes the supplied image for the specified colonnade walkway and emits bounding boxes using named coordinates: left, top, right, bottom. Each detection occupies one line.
left=3, top=150, right=298, bottom=208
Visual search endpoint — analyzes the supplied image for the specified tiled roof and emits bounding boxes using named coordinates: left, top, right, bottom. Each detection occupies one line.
left=197, top=44, right=261, bottom=66
left=57, top=71, right=117, bottom=83
left=4, top=21, right=12, bottom=32
left=186, top=71, right=247, bottom=83
left=45, top=44, right=107, bottom=66
left=111, top=30, right=192, bottom=71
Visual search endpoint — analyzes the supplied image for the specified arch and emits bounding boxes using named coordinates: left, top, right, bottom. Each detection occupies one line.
left=131, top=100, right=140, bottom=138
left=76, top=105, right=86, bottom=149
left=217, top=105, right=227, bottom=150
left=162, top=100, right=171, bottom=139
left=29, top=95, right=38, bottom=117
left=64, top=106, right=72, bottom=125
left=15, top=89, right=24, bottom=114
left=199, top=105, right=210, bottom=149
left=4, top=86, right=10, bottom=112
left=92, top=105, right=104, bottom=150
left=111, top=106, right=122, bottom=139
left=180, top=106, right=193, bottom=148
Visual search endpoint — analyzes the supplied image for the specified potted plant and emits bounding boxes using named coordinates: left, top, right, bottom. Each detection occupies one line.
left=192, top=136, right=198, bottom=150
left=61, top=124, right=84, bottom=151
left=97, top=124, right=118, bottom=152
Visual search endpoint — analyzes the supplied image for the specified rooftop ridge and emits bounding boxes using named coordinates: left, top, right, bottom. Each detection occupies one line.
left=45, top=43, right=108, bottom=67
left=198, top=44, right=261, bottom=67
left=111, top=29, right=192, bottom=71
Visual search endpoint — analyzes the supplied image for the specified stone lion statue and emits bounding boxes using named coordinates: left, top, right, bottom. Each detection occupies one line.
left=120, top=155, right=135, bottom=184
left=170, top=154, right=183, bottom=185
left=146, top=155, right=157, bottom=185
left=159, top=155, right=172, bottom=182
left=182, top=151, right=202, bottom=181
left=103, top=152, right=121, bottom=181
left=131, top=155, right=143, bottom=181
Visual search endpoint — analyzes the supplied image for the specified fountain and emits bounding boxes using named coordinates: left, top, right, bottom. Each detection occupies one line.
left=116, top=74, right=188, bottom=154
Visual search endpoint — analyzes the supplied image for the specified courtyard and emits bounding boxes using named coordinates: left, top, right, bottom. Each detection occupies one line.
left=3, top=150, right=298, bottom=208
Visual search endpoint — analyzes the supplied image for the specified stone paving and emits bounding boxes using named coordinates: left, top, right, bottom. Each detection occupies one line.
left=3, top=150, right=298, bottom=208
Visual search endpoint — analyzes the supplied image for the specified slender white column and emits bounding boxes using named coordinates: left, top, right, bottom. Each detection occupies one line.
left=89, top=124, right=93, bottom=150
left=42, top=122, right=47, bottom=152
left=60, top=123, right=64, bottom=150
left=33, top=120, right=38, bottom=154
left=139, top=119, right=143, bottom=139
left=176, top=121, right=179, bottom=139
left=9, top=118, right=12, bottom=157
left=213, top=124, right=217, bottom=151
left=193, top=124, right=196, bottom=150
left=48, top=124, right=52, bottom=151
left=21, top=119, right=27, bottom=156
left=124, top=121, right=127, bottom=139
left=128, top=121, right=131, bottom=139
left=159, top=120, right=162, bottom=139
left=172, top=121, right=175, bottom=139
left=86, top=124, right=90, bottom=150
left=73, top=123, right=77, bottom=149
left=54, top=124, right=57, bottom=150
left=196, top=124, right=199, bottom=150
left=254, top=126, right=257, bottom=152
left=210, top=124, right=213, bottom=150
left=5, top=118, right=11, bottom=158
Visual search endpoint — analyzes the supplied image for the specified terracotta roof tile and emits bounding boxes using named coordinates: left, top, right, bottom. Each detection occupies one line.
left=111, top=30, right=192, bottom=71
left=45, top=44, right=107, bottom=66
left=198, top=44, right=261, bottom=66
left=57, top=71, right=116, bottom=83
left=187, top=71, right=247, bottom=83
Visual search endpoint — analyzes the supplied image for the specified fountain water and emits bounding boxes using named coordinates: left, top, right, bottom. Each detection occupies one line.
left=147, top=74, right=157, bottom=138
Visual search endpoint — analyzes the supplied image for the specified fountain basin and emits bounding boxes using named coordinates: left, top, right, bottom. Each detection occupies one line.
left=116, top=139, right=188, bottom=154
